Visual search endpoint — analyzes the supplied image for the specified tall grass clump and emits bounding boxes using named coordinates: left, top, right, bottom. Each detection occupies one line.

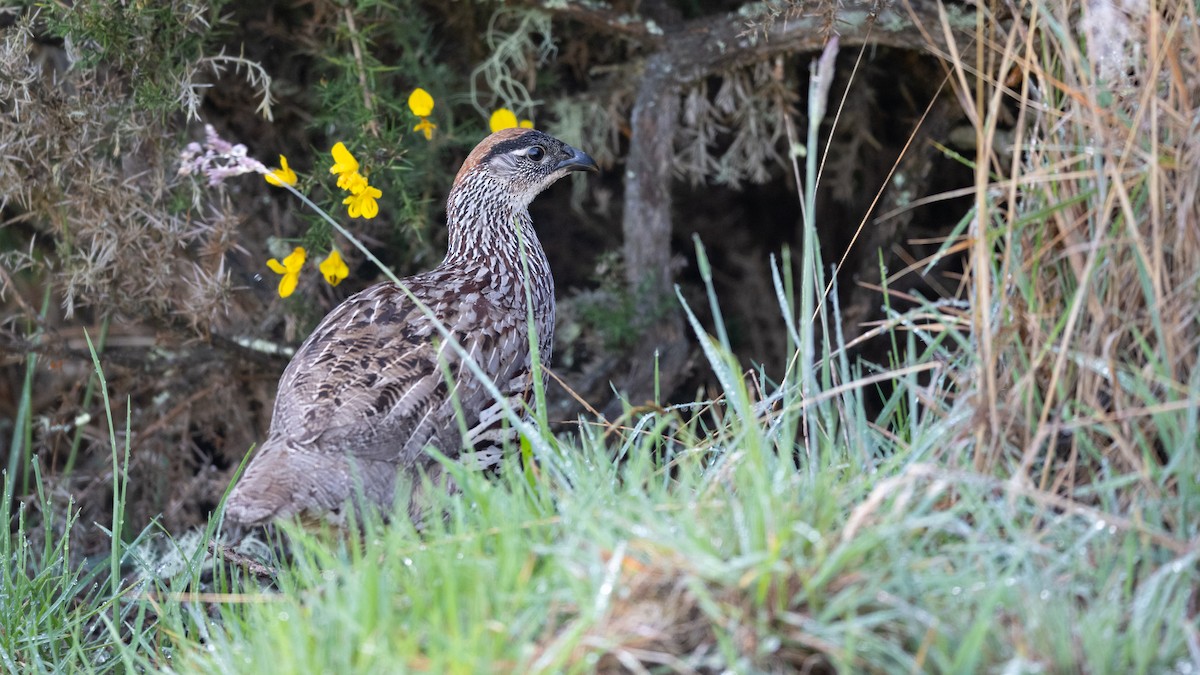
left=0, top=469, right=102, bottom=672
left=1, top=337, right=134, bottom=672
left=947, top=1, right=1200, bottom=515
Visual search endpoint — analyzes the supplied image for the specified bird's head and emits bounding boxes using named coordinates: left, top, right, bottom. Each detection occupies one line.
left=453, top=128, right=598, bottom=207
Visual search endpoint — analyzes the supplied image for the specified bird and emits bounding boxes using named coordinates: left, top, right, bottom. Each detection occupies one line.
left=225, top=128, right=597, bottom=526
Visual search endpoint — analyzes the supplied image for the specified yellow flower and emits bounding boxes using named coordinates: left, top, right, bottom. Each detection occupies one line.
left=266, top=246, right=306, bottom=298
left=407, top=89, right=437, bottom=140
left=343, top=184, right=382, bottom=219
left=329, top=142, right=360, bottom=181
left=264, top=154, right=297, bottom=187
left=319, top=250, right=349, bottom=286
left=489, top=108, right=518, bottom=133
left=340, top=171, right=368, bottom=194
left=519, top=119, right=534, bottom=129
left=413, top=117, right=436, bottom=141
left=330, top=140, right=383, bottom=216
left=408, top=88, right=434, bottom=117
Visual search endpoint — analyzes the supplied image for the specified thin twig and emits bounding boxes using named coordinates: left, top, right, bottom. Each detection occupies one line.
left=208, top=539, right=279, bottom=581
left=344, top=7, right=380, bottom=138
left=139, top=590, right=281, bottom=604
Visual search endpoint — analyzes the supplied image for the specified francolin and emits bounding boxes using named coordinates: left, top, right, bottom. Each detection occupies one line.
left=226, top=129, right=597, bottom=525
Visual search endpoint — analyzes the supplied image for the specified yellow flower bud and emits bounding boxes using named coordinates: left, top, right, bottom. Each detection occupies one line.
left=408, top=88, right=434, bottom=117
left=343, top=184, right=382, bottom=219
left=413, top=117, right=436, bottom=141
left=329, top=142, right=360, bottom=178
left=266, top=246, right=307, bottom=298
left=319, top=250, right=349, bottom=286
left=489, top=108, right=518, bottom=133
left=264, top=155, right=298, bottom=187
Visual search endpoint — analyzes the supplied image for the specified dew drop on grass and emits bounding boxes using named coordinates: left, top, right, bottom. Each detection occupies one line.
left=1039, top=589, right=1050, bottom=600
left=951, top=586, right=962, bottom=596
left=278, top=611, right=290, bottom=622
left=404, top=557, right=413, bottom=567
left=1093, top=519, right=1106, bottom=531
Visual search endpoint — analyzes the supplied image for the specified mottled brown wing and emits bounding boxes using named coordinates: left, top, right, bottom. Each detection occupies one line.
left=268, top=279, right=494, bottom=465
left=228, top=272, right=534, bottom=525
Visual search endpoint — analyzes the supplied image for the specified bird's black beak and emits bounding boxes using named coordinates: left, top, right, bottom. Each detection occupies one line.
left=556, top=145, right=599, bottom=174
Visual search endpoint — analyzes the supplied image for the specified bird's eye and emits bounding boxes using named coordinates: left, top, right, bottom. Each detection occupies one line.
left=526, top=145, right=546, bottom=162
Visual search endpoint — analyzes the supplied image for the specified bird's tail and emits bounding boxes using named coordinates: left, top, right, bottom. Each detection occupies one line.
left=224, top=442, right=382, bottom=526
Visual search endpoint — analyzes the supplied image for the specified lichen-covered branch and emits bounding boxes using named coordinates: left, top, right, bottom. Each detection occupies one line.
left=515, top=0, right=667, bottom=46
left=621, top=51, right=680, bottom=294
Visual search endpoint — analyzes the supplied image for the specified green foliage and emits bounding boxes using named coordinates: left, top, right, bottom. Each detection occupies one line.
left=306, top=0, right=452, bottom=246
left=574, top=253, right=673, bottom=351
left=41, top=0, right=238, bottom=117
left=1, top=467, right=93, bottom=672
left=1, top=335, right=118, bottom=672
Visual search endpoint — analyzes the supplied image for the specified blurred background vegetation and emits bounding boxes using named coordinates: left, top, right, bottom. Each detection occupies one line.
left=2, top=0, right=1198, bottom=670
